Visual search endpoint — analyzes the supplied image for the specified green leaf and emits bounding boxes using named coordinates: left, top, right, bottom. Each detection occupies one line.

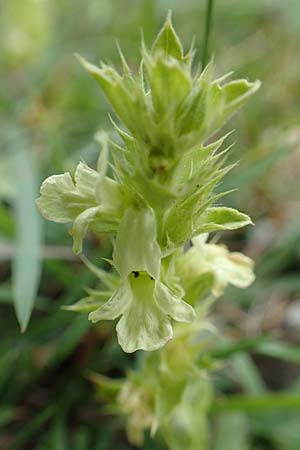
left=80, top=255, right=120, bottom=290
left=257, top=341, right=300, bottom=364
left=197, top=207, right=252, bottom=233
left=123, top=169, right=176, bottom=210
left=77, top=55, right=145, bottom=135
left=168, top=134, right=229, bottom=188
left=204, top=78, right=261, bottom=137
left=222, top=79, right=261, bottom=113
left=202, top=335, right=269, bottom=360
left=213, top=394, right=300, bottom=413
left=151, top=12, right=183, bottom=60
left=12, top=144, right=42, bottom=331
left=150, top=57, right=191, bottom=119
left=63, top=296, right=106, bottom=313
left=231, top=353, right=266, bottom=394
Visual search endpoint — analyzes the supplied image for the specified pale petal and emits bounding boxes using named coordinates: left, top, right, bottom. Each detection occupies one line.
left=116, top=305, right=173, bottom=353
left=89, top=281, right=131, bottom=322
left=116, top=274, right=172, bottom=353
left=36, top=163, right=99, bottom=225
left=191, top=233, right=209, bottom=247
left=74, top=161, right=99, bottom=198
left=36, top=173, right=76, bottom=223
left=113, top=208, right=161, bottom=279
left=154, top=282, right=195, bottom=323
left=215, top=252, right=255, bottom=290
left=71, top=206, right=101, bottom=254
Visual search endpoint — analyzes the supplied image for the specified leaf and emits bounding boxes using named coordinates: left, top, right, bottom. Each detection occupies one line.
left=231, top=353, right=266, bottom=394
left=222, top=79, right=261, bottom=113
left=204, top=78, right=261, bottom=137
left=197, top=207, right=252, bottom=233
left=54, top=314, right=90, bottom=362
left=150, top=57, right=191, bottom=118
left=12, top=143, right=43, bottom=331
left=257, top=341, right=300, bottom=364
left=80, top=255, right=120, bottom=290
left=200, top=335, right=269, bottom=360
left=151, top=11, right=183, bottom=60
left=213, top=394, right=300, bottom=413
left=63, top=296, right=107, bottom=313
left=77, top=55, right=143, bottom=135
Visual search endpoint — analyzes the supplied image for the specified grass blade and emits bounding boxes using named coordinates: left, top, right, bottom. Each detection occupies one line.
left=213, top=393, right=300, bottom=413
left=231, top=353, right=266, bottom=394
left=12, top=142, right=43, bottom=331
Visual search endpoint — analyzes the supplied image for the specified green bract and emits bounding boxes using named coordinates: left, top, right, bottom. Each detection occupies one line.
left=37, top=14, right=259, bottom=353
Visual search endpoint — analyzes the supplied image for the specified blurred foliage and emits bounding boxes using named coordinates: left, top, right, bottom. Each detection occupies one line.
left=0, top=0, right=299, bottom=449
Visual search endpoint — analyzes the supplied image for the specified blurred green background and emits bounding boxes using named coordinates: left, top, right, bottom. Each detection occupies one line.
left=0, top=0, right=300, bottom=449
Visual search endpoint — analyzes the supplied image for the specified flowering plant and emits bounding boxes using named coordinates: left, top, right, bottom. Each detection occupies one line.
left=37, top=12, right=259, bottom=449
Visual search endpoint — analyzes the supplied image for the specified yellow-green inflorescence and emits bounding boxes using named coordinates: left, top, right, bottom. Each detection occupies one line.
left=37, top=14, right=259, bottom=355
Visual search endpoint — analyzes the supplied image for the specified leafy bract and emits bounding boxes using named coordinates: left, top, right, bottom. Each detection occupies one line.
left=151, top=12, right=184, bottom=60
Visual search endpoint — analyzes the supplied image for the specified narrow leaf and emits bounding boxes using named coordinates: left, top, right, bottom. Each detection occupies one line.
left=12, top=143, right=42, bottom=331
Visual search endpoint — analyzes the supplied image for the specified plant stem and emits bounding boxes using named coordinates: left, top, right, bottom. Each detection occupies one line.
left=202, top=0, right=215, bottom=67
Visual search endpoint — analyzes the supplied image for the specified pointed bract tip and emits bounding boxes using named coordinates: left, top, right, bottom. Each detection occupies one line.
left=151, top=11, right=183, bottom=60
left=115, top=40, right=131, bottom=75
left=75, top=53, right=93, bottom=71
left=74, top=52, right=86, bottom=66
left=166, top=9, right=173, bottom=23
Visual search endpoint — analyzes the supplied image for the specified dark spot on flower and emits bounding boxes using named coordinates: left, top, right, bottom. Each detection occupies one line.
left=150, top=276, right=154, bottom=280
left=133, top=271, right=139, bottom=278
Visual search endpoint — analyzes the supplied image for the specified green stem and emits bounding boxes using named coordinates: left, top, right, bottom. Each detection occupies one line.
left=202, top=0, right=215, bottom=67
left=212, top=393, right=300, bottom=413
